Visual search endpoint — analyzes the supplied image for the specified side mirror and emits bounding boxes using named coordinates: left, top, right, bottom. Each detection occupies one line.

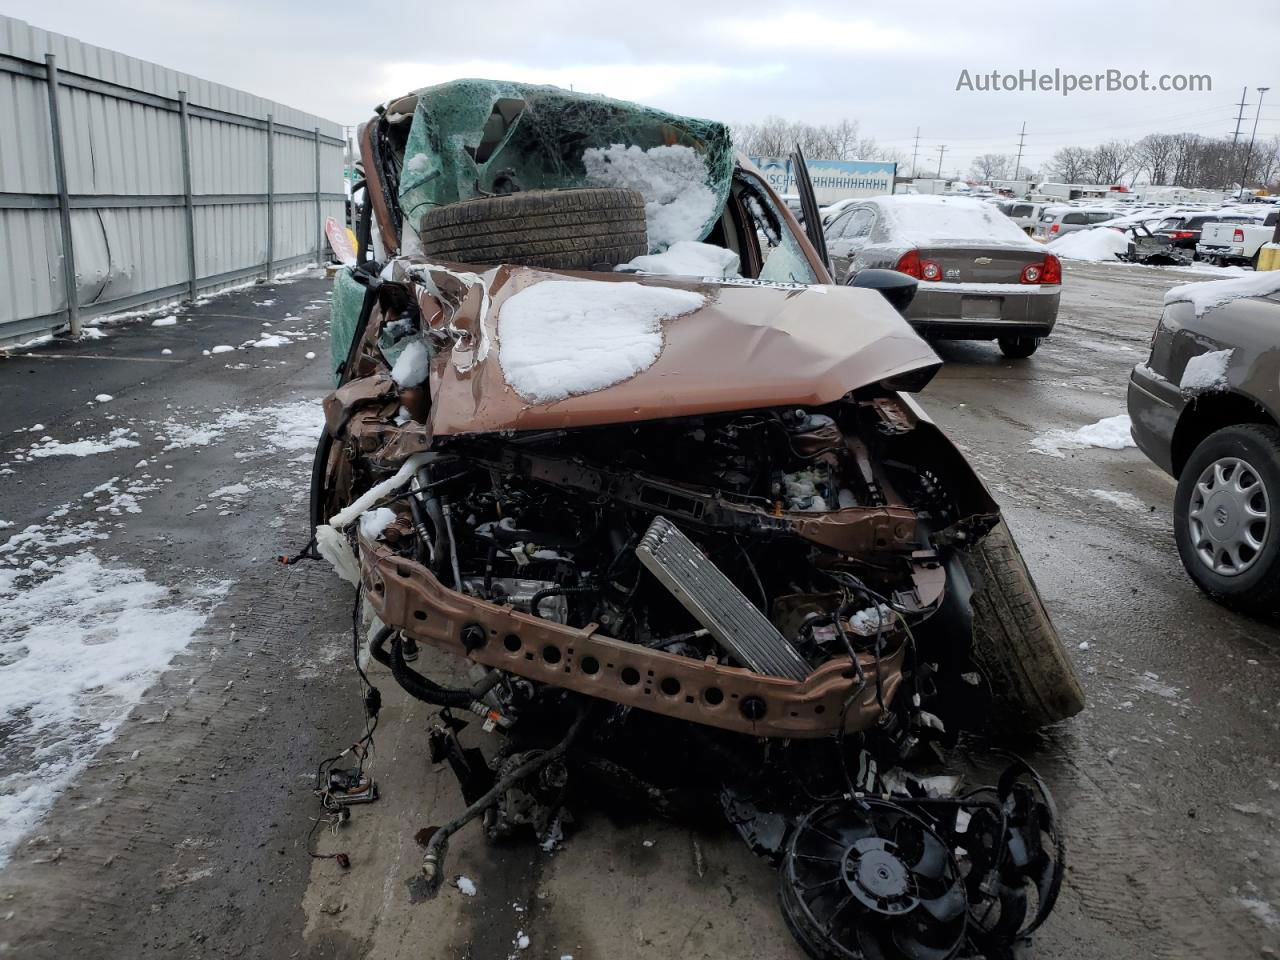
left=850, top=268, right=918, bottom=315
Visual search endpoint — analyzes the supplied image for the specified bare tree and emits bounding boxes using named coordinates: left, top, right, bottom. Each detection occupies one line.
left=1255, top=135, right=1280, bottom=191
left=1088, top=140, right=1133, bottom=184
left=970, top=153, right=1013, bottom=181
left=731, top=116, right=900, bottom=163
left=1134, top=133, right=1178, bottom=185
left=1048, top=146, right=1092, bottom=182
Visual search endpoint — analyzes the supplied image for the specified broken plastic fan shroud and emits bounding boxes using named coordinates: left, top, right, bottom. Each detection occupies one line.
left=780, top=799, right=967, bottom=960
left=958, top=761, right=1064, bottom=947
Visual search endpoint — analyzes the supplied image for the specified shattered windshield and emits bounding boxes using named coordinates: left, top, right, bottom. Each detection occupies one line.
left=397, top=79, right=735, bottom=254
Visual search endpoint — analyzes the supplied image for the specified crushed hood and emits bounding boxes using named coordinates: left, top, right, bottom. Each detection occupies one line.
left=411, top=264, right=941, bottom=435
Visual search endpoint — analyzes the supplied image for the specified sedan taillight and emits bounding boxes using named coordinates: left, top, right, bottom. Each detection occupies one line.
left=894, top=250, right=923, bottom=279
left=1021, top=254, right=1061, bottom=285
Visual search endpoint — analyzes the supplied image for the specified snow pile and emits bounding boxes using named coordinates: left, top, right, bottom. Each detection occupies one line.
left=583, top=144, right=717, bottom=251
left=879, top=195, right=1041, bottom=249
left=391, top=340, right=432, bottom=389
left=0, top=551, right=223, bottom=865
left=247, top=333, right=290, bottom=349
left=1031, top=415, right=1136, bottom=458
left=1047, top=228, right=1130, bottom=262
left=1165, top=272, right=1280, bottom=317
left=94, top=394, right=114, bottom=403
left=26, top=428, right=139, bottom=459
left=498, top=279, right=704, bottom=403
left=455, top=875, right=478, bottom=897
left=210, top=345, right=235, bottom=355
left=1179, top=348, right=1233, bottom=396
left=617, top=240, right=740, bottom=279
left=151, top=316, right=178, bottom=327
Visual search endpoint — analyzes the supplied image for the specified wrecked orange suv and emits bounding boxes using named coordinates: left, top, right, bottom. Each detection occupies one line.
left=311, top=80, right=1081, bottom=960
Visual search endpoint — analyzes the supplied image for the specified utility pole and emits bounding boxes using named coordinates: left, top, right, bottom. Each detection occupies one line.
left=936, top=144, right=947, bottom=179
left=1013, top=121, right=1027, bottom=181
left=1237, top=87, right=1270, bottom=199
left=911, top=127, right=920, bottom=178
left=1225, top=86, right=1249, bottom=195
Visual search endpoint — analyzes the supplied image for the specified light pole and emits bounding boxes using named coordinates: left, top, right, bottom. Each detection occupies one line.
left=1237, top=87, right=1269, bottom=199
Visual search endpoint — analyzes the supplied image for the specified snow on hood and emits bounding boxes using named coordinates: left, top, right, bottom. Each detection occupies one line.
left=877, top=195, right=1042, bottom=250
left=421, top=265, right=940, bottom=435
left=1164, top=272, right=1280, bottom=317
left=497, top=279, right=705, bottom=403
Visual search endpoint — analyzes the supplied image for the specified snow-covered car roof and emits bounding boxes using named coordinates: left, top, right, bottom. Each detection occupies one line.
left=869, top=195, right=1043, bottom=250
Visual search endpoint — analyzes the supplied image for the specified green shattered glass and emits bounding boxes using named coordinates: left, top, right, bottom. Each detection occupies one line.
left=397, top=79, right=733, bottom=251
left=329, top=266, right=365, bottom=384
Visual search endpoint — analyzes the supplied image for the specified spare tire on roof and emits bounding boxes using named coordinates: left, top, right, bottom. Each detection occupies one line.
left=418, top=187, right=648, bottom=271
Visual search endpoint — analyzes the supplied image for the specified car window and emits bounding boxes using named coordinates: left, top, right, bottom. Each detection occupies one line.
left=1267, top=211, right=1278, bottom=227
left=738, top=179, right=820, bottom=285
left=1039, top=211, right=1057, bottom=223
left=1156, top=217, right=1182, bottom=230
left=843, top=208, right=875, bottom=239
left=1011, top=204, right=1034, bottom=217
left=824, top=210, right=852, bottom=239
left=1062, top=212, right=1087, bottom=225
left=1086, top=211, right=1117, bottom=224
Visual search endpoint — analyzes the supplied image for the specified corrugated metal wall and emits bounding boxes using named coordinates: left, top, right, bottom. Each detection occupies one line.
left=0, top=14, right=346, bottom=345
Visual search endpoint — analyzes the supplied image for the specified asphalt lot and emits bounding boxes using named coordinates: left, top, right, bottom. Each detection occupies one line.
left=0, top=260, right=1277, bottom=960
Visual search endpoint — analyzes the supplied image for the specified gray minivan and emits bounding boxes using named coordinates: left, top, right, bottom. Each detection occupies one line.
left=1034, top=207, right=1120, bottom=240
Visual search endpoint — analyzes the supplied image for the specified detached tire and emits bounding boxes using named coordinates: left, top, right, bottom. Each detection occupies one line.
left=419, top=187, right=648, bottom=270
left=961, top=519, right=1085, bottom=728
left=998, top=336, right=1040, bottom=359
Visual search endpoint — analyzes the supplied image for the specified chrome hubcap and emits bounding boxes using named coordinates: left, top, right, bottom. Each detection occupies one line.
left=1188, top=456, right=1270, bottom=576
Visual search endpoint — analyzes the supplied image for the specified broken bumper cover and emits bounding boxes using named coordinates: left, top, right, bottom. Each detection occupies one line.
left=359, top=536, right=904, bottom=738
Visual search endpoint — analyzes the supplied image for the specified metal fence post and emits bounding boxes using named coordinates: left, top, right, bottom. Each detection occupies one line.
left=314, top=126, right=323, bottom=266
left=265, top=113, right=274, bottom=280
left=178, top=91, right=197, bottom=301
left=44, top=54, right=79, bottom=337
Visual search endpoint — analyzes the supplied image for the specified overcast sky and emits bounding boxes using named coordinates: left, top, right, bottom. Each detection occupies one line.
left=5, top=0, right=1278, bottom=178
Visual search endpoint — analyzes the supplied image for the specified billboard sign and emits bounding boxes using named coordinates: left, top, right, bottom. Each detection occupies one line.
left=751, top=156, right=897, bottom=205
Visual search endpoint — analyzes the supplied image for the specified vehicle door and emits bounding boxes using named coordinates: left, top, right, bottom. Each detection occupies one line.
left=827, top=207, right=877, bottom=283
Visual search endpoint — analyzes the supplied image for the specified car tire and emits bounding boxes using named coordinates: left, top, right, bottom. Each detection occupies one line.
left=1252, top=251, right=1262, bottom=272
left=998, top=336, right=1040, bottom=359
left=1173, top=424, right=1280, bottom=614
left=960, top=519, right=1085, bottom=728
left=419, top=187, right=649, bottom=271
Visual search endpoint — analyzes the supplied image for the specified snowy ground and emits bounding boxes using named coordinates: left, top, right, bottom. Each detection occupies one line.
left=0, top=276, right=330, bottom=868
